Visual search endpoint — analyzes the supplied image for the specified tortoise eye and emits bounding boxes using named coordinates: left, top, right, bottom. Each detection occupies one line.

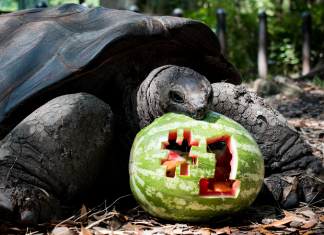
left=171, top=92, right=184, bottom=103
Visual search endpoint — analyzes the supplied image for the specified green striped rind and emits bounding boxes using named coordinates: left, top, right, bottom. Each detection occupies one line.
left=129, top=111, right=264, bottom=222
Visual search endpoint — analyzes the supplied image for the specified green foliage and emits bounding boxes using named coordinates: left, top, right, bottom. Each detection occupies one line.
left=308, top=76, right=324, bottom=88
left=0, top=0, right=18, bottom=11
left=185, top=0, right=324, bottom=81
left=136, top=0, right=188, bottom=14
left=184, top=1, right=260, bottom=81
left=0, top=0, right=99, bottom=11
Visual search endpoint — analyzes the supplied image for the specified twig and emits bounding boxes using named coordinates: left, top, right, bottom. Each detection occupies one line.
left=87, top=194, right=133, bottom=219
left=127, top=206, right=140, bottom=214
left=54, top=215, right=78, bottom=229
left=300, top=127, right=306, bottom=136
left=7, top=157, right=18, bottom=178
left=310, top=198, right=324, bottom=206
left=308, top=191, right=319, bottom=206
left=85, top=214, right=114, bottom=229
left=305, top=174, right=324, bottom=184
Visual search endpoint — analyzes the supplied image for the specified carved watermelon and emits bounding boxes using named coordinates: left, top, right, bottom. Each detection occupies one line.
left=129, top=111, right=264, bottom=222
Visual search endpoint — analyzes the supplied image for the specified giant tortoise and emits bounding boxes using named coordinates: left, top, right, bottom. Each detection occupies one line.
left=0, top=3, right=323, bottom=225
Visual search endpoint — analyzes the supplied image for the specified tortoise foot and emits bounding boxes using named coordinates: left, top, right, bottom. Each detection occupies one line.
left=0, top=194, right=14, bottom=218
left=0, top=180, right=60, bottom=226
left=0, top=93, right=115, bottom=225
left=263, top=169, right=324, bottom=209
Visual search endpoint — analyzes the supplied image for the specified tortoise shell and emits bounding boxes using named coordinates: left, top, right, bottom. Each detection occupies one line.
left=0, top=3, right=241, bottom=140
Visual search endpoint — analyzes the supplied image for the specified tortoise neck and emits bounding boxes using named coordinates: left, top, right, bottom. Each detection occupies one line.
left=137, top=66, right=173, bottom=129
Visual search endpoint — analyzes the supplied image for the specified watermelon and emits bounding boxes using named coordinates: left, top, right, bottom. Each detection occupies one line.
left=129, top=111, right=264, bottom=222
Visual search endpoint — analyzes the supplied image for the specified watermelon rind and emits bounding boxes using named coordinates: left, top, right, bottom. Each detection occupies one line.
left=129, top=111, right=264, bottom=222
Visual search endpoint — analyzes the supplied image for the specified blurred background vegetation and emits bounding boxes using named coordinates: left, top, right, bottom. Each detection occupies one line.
left=1, top=0, right=323, bottom=82
left=181, top=0, right=324, bottom=81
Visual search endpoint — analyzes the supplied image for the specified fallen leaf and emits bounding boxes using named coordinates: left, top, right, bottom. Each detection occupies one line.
left=299, top=210, right=316, bottom=218
left=134, top=227, right=143, bottom=235
left=266, top=224, right=287, bottom=229
left=93, top=228, right=138, bottom=235
left=9, top=227, right=35, bottom=233
left=51, top=220, right=80, bottom=226
left=173, top=228, right=183, bottom=234
left=283, top=210, right=297, bottom=217
left=149, top=219, right=162, bottom=226
left=286, top=227, right=298, bottom=232
left=0, top=224, right=9, bottom=233
left=302, top=231, right=315, bottom=235
left=281, top=176, right=296, bottom=184
left=290, top=221, right=301, bottom=228
left=262, top=218, right=278, bottom=225
left=306, top=168, right=314, bottom=175
left=218, top=226, right=230, bottom=235
left=262, top=218, right=294, bottom=228
left=283, top=185, right=293, bottom=201
left=183, top=230, right=195, bottom=234
left=319, top=216, right=324, bottom=222
left=93, top=215, right=109, bottom=225
left=93, top=227, right=111, bottom=234
left=110, top=214, right=127, bottom=231
left=253, top=228, right=274, bottom=235
left=0, top=219, right=11, bottom=227
left=286, top=216, right=309, bottom=224
left=198, top=229, right=210, bottom=235
left=304, top=87, right=316, bottom=91
left=80, top=205, right=88, bottom=223
left=122, top=222, right=152, bottom=230
left=51, top=227, right=78, bottom=235
left=301, top=221, right=317, bottom=229
left=94, top=229, right=104, bottom=235
left=82, top=225, right=93, bottom=235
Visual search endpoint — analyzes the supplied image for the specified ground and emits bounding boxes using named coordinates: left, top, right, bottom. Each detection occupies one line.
left=0, top=81, right=323, bottom=235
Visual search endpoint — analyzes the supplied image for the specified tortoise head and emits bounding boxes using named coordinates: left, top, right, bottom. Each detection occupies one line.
left=137, top=65, right=213, bottom=129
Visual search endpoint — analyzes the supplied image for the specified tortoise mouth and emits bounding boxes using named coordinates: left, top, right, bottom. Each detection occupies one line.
left=191, top=108, right=207, bottom=120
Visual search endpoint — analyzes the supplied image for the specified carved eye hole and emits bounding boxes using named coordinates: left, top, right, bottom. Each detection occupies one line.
left=171, top=92, right=184, bottom=103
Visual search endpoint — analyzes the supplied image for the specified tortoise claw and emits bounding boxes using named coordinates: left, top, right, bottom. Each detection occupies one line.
left=0, top=183, right=60, bottom=225
left=16, top=210, right=38, bottom=226
left=282, top=191, right=299, bottom=209
left=0, top=195, right=15, bottom=218
left=305, top=192, right=318, bottom=203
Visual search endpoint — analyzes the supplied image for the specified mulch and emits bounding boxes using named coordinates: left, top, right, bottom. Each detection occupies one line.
left=1, top=82, right=324, bottom=235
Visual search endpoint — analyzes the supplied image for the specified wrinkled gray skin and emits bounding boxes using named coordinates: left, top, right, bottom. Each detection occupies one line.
left=0, top=94, right=115, bottom=225
left=0, top=65, right=323, bottom=225
left=210, top=83, right=323, bottom=207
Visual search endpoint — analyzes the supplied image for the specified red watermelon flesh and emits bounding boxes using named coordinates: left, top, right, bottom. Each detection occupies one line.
left=161, top=129, right=240, bottom=196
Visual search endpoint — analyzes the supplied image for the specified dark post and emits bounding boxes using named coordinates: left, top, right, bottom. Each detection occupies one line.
left=216, top=8, right=226, bottom=57
left=302, top=12, right=311, bottom=75
left=19, top=0, right=26, bottom=9
left=258, top=11, right=268, bottom=79
left=172, top=8, right=183, bottom=17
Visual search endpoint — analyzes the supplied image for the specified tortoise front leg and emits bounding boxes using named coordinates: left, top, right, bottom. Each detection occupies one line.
left=210, top=82, right=323, bottom=207
left=0, top=93, right=114, bottom=225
